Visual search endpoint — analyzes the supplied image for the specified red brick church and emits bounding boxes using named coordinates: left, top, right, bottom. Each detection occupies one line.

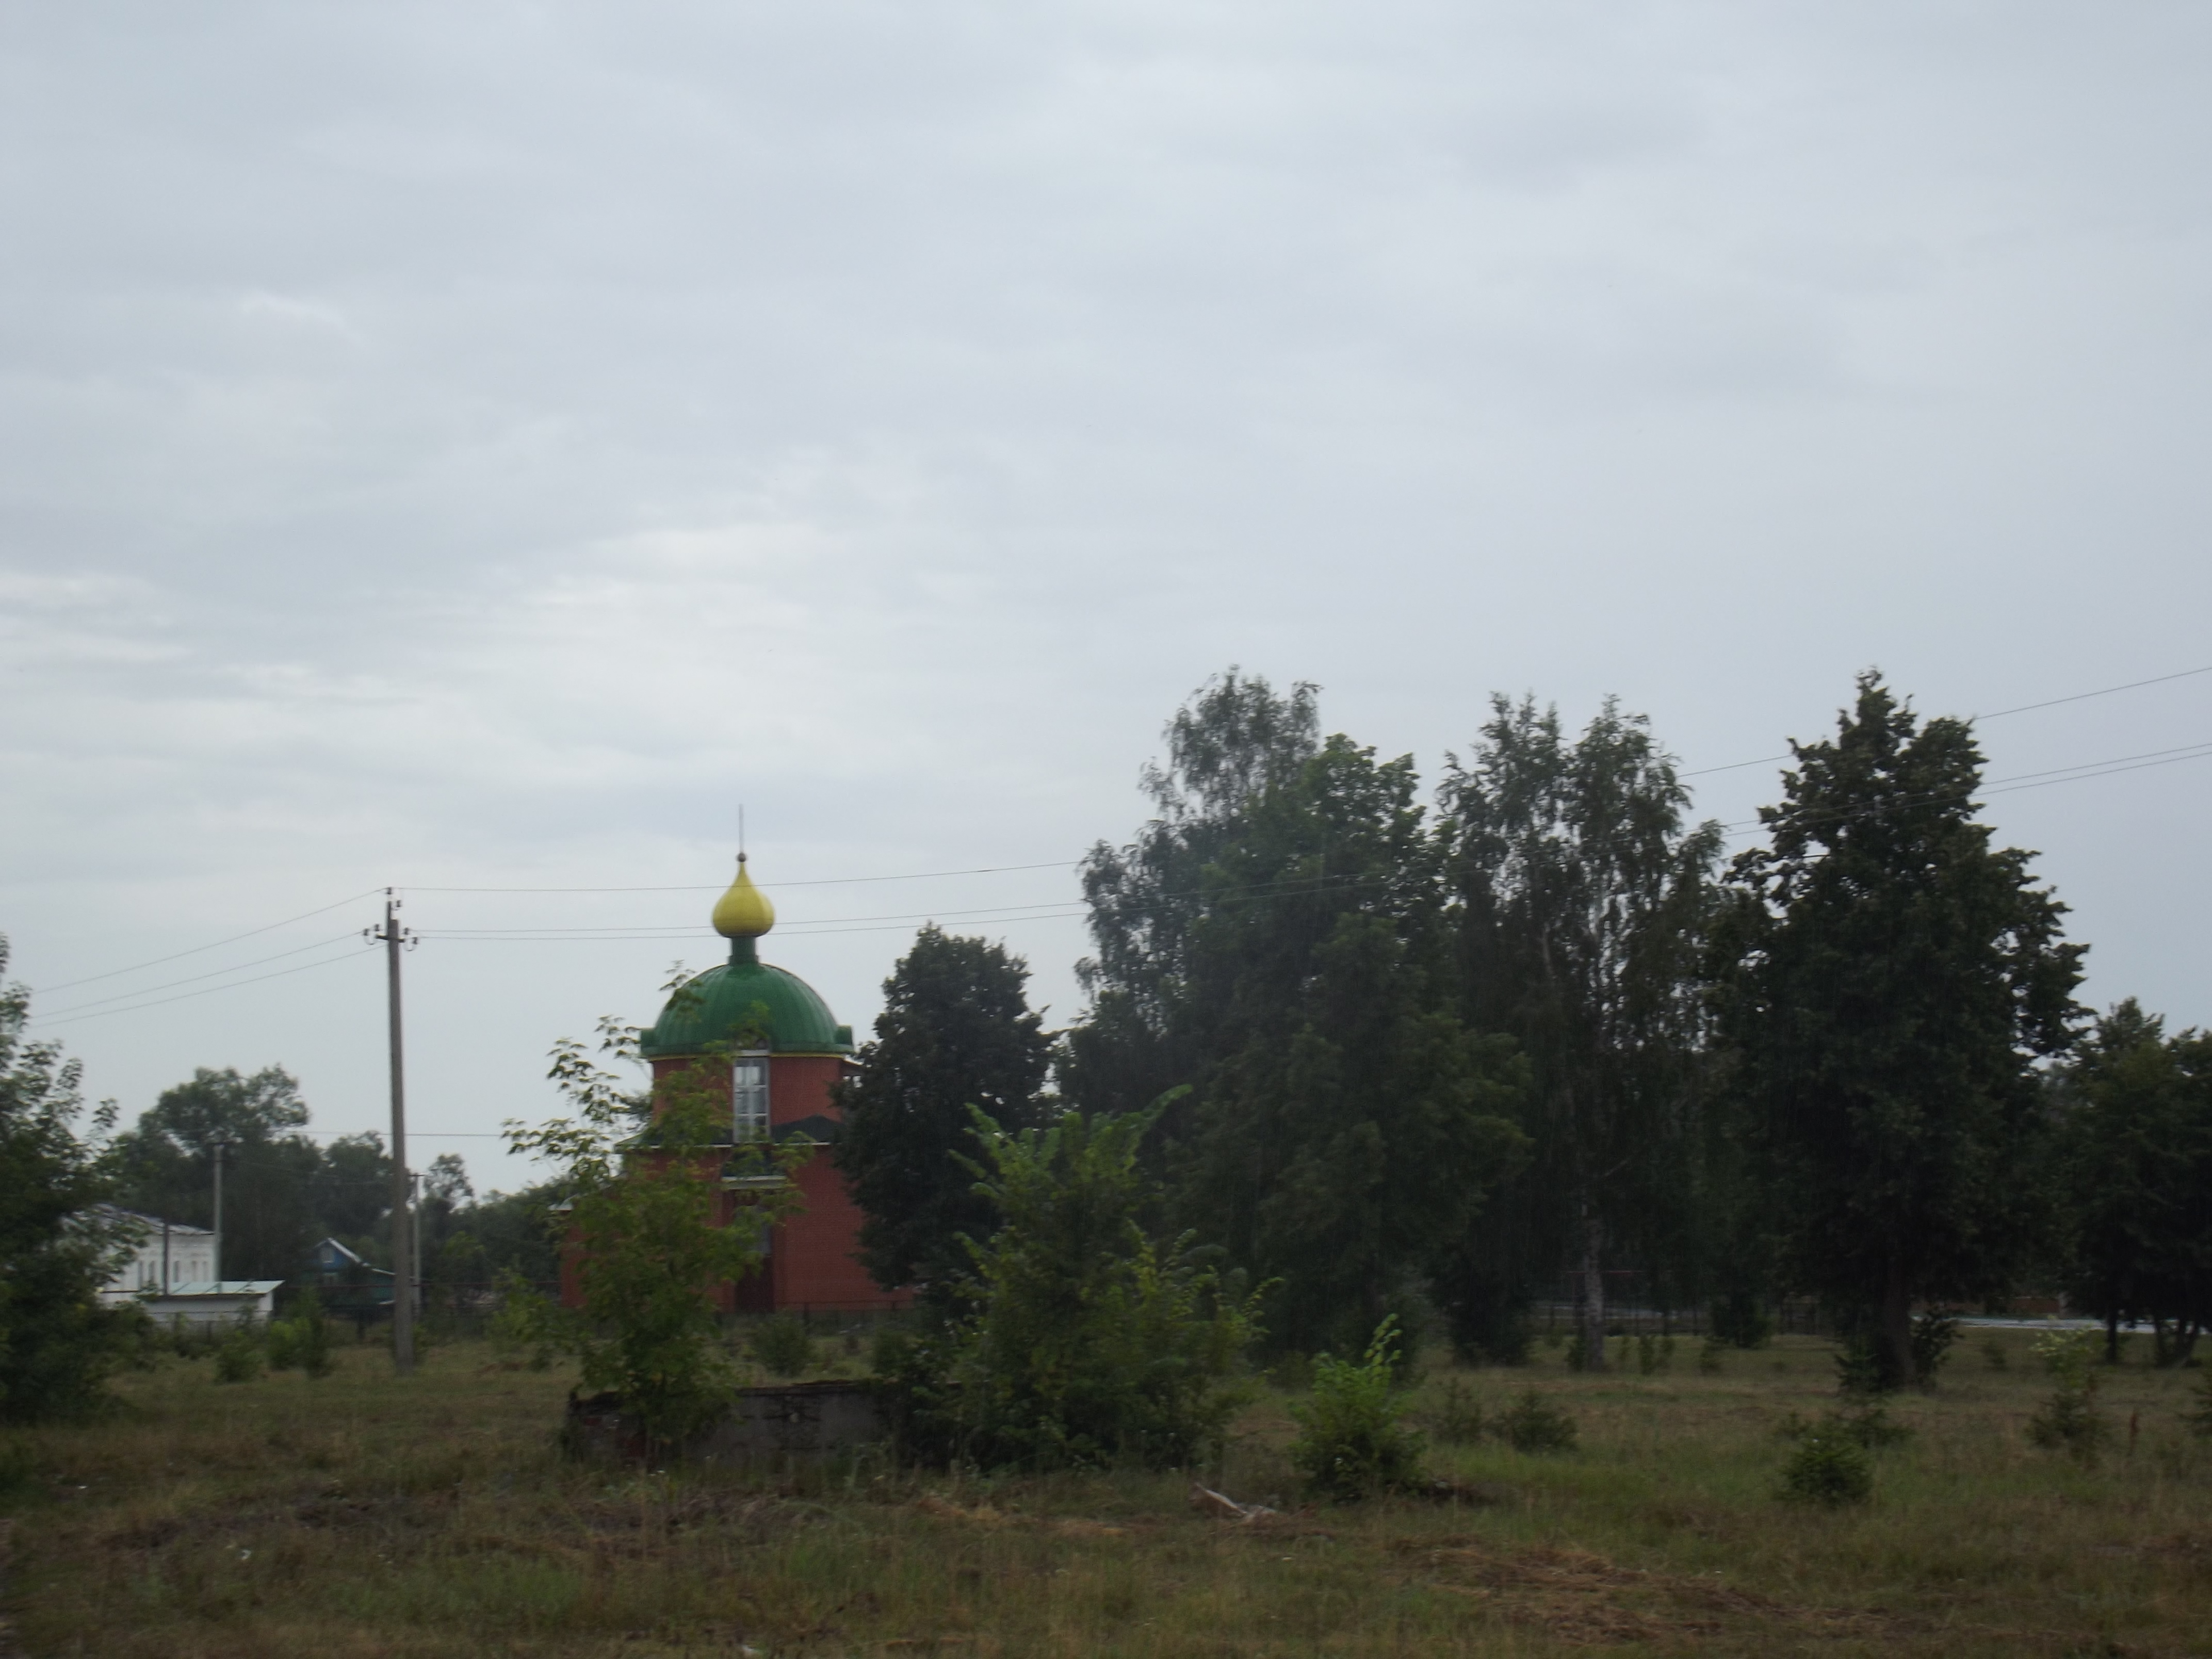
left=570, top=852, right=908, bottom=1315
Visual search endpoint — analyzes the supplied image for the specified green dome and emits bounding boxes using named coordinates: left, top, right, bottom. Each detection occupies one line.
left=641, top=939, right=853, bottom=1059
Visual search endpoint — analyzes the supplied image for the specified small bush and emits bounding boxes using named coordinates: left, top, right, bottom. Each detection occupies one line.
left=1698, top=1337, right=1727, bottom=1375
left=1710, top=1290, right=1772, bottom=1349
left=1495, top=1389, right=1578, bottom=1453
left=1636, top=1333, right=1674, bottom=1375
left=747, top=1314, right=817, bottom=1378
left=2184, top=1369, right=2212, bottom=1440
left=213, top=1323, right=265, bottom=1385
left=1782, top=1400, right=1909, bottom=1451
left=1288, top=1317, right=1426, bottom=1502
left=1910, top=1312, right=1960, bottom=1383
left=1981, top=1337, right=2008, bottom=1371
left=1779, top=1425, right=1873, bottom=1505
left=1428, top=1378, right=1485, bottom=1446
left=267, top=1291, right=334, bottom=1379
left=2027, top=1329, right=2108, bottom=1461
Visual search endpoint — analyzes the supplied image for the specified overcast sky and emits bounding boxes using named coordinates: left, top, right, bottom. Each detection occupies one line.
left=5, top=2, right=2208, bottom=1191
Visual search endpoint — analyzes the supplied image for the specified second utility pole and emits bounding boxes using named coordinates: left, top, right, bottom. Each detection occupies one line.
left=377, top=890, right=416, bottom=1376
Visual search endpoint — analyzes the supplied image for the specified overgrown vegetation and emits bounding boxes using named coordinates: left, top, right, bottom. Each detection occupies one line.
left=1287, top=1316, right=1425, bottom=1501
left=0, top=934, right=144, bottom=1422
left=10, top=1330, right=2212, bottom=1657
left=2027, top=1327, right=2110, bottom=1461
left=500, top=1018, right=801, bottom=1445
left=896, top=1102, right=1265, bottom=1472
left=745, top=1312, right=816, bottom=1378
left=1778, top=1421, right=1874, bottom=1505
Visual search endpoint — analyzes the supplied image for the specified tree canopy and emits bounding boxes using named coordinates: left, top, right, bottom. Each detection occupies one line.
left=834, top=923, right=1054, bottom=1295
left=1719, top=672, right=2084, bottom=1386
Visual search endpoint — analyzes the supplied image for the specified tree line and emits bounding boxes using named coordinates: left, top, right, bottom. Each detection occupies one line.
left=836, top=668, right=2212, bottom=1390
left=7, top=664, right=2209, bottom=1423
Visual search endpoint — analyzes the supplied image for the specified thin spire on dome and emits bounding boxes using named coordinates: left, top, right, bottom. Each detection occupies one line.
left=712, top=851, right=776, bottom=942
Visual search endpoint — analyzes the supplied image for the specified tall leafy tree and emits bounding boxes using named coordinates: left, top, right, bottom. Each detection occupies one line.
left=834, top=924, right=1053, bottom=1295
left=1066, top=669, right=1324, bottom=1135
left=1439, top=695, right=1722, bottom=1369
left=1720, top=673, right=2083, bottom=1387
left=1071, top=672, right=1527, bottom=1353
left=0, top=933, right=142, bottom=1421
left=109, top=1066, right=324, bottom=1280
left=2053, top=1001, right=2212, bottom=1363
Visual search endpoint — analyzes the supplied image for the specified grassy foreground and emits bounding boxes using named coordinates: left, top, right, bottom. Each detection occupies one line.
left=3, top=1330, right=2208, bottom=1656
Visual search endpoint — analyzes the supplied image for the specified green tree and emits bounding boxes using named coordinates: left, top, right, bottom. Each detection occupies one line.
left=833, top=924, right=1053, bottom=1296
left=1438, top=695, right=1723, bottom=1369
left=0, top=934, right=143, bottom=1421
left=1064, top=668, right=1324, bottom=1136
left=2053, top=1001, right=2212, bottom=1363
left=1720, top=673, right=2083, bottom=1388
left=108, top=1066, right=323, bottom=1280
left=446, top=1180, right=566, bottom=1288
left=916, top=1103, right=1264, bottom=1470
left=1069, top=672, right=1526, bottom=1353
left=503, top=1019, right=801, bottom=1444
left=311, top=1131, right=393, bottom=1250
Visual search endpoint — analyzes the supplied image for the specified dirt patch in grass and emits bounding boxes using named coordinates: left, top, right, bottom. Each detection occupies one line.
left=1403, top=1535, right=1912, bottom=1645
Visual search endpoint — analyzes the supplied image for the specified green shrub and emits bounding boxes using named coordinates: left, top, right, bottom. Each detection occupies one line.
left=1698, top=1337, right=1726, bottom=1375
left=747, top=1313, right=816, bottom=1378
left=1981, top=1337, right=2008, bottom=1371
left=2184, top=1369, right=2212, bottom=1439
left=2027, top=1329, right=2109, bottom=1460
left=1636, top=1333, right=1674, bottom=1375
left=213, top=1323, right=265, bottom=1384
left=910, top=1102, right=1265, bottom=1472
left=503, top=1026, right=804, bottom=1446
left=1428, top=1377, right=1485, bottom=1446
left=0, top=948, right=150, bottom=1423
left=1496, top=1389, right=1577, bottom=1453
left=1710, top=1290, right=1772, bottom=1349
left=267, top=1291, right=334, bottom=1379
left=1910, top=1312, right=1960, bottom=1383
left=1288, top=1317, right=1426, bottom=1502
left=1834, top=1332, right=1889, bottom=1395
left=1779, top=1425, right=1873, bottom=1505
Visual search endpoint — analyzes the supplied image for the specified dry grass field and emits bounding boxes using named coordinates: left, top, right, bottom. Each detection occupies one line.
left=3, top=1329, right=2208, bottom=1657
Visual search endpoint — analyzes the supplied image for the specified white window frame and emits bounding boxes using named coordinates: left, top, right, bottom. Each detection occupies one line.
left=731, top=1051, right=771, bottom=1142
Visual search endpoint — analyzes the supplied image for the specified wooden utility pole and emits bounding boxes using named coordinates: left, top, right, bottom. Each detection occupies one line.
left=209, top=1136, right=232, bottom=1284
left=374, top=890, right=416, bottom=1375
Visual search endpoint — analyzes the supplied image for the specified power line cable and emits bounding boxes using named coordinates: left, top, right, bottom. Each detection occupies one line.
left=412, top=869, right=1393, bottom=942
left=27, top=942, right=377, bottom=1029
left=27, top=888, right=385, bottom=996
left=32, top=933, right=365, bottom=1020
left=1717, top=737, right=2212, bottom=837
left=402, top=859, right=1078, bottom=894
left=1682, top=662, right=2212, bottom=779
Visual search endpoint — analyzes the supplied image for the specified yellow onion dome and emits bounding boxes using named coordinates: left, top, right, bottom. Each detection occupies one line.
left=710, top=852, right=776, bottom=939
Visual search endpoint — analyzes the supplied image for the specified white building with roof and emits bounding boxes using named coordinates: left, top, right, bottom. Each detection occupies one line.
left=96, top=1208, right=282, bottom=1327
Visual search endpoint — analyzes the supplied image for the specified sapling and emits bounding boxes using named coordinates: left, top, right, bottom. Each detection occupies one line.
left=1495, top=1390, right=1577, bottom=1452
left=2027, top=1329, right=2109, bottom=1461
left=2183, top=1368, right=2212, bottom=1440
left=747, top=1313, right=816, bottom=1378
left=1288, top=1317, right=1425, bottom=1501
left=1429, top=1377, right=1485, bottom=1446
left=214, top=1321, right=264, bottom=1384
left=1779, top=1422, right=1873, bottom=1505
